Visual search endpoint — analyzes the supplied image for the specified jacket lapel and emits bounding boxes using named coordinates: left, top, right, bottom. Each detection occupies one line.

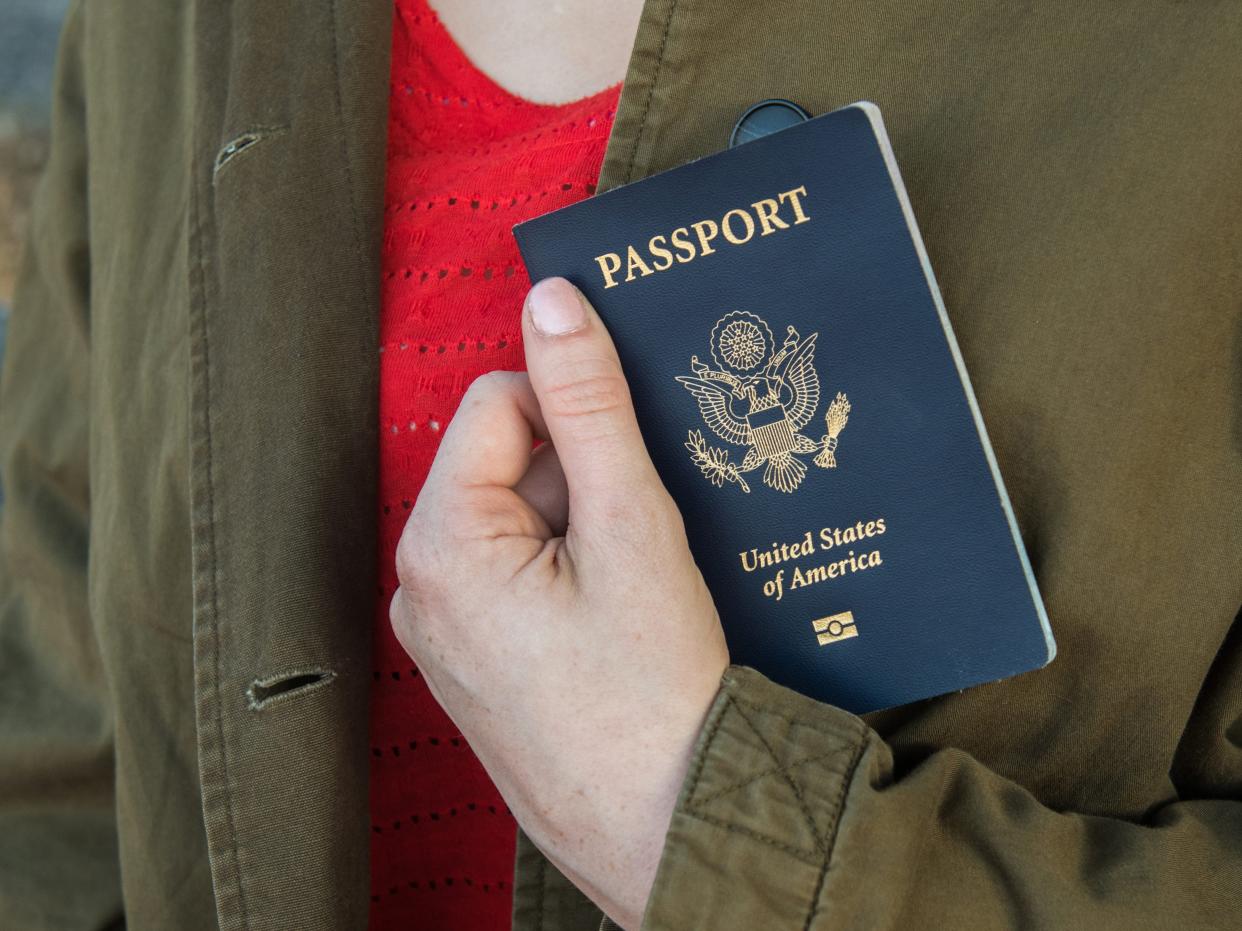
left=187, top=0, right=689, bottom=926
left=187, top=0, right=391, bottom=927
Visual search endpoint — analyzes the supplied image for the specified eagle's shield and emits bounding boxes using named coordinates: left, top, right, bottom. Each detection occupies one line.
left=745, top=403, right=797, bottom=461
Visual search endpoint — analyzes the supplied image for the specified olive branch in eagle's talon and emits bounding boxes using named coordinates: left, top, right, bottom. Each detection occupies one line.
left=685, top=429, right=751, bottom=493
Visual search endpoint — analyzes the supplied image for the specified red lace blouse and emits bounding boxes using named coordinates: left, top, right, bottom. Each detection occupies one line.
left=369, top=1, right=621, bottom=927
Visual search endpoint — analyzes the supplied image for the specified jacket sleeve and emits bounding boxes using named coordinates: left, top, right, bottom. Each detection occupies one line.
left=0, top=2, right=124, bottom=928
left=638, top=658, right=1242, bottom=930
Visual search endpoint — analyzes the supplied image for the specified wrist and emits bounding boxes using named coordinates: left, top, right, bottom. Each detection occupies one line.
left=521, top=680, right=723, bottom=927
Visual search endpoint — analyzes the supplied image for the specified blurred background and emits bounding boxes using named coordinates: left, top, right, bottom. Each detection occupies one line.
left=1, top=0, right=71, bottom=348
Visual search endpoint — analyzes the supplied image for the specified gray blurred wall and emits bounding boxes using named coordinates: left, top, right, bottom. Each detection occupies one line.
left=2, top=0, right=72, bottom=323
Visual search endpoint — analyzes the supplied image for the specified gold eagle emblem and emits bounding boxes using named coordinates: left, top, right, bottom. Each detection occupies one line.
left=676, top=311, right=851, bottom=494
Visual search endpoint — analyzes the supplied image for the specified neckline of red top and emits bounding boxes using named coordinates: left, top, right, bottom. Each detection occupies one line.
left=402, top=0, right=623, bottom=114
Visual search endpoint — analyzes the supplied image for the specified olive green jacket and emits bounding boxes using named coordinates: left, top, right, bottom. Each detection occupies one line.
left=2, top=0, right=1239, bottom=928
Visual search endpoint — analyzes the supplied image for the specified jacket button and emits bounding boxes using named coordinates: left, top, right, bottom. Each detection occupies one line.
left=729, top=98, right=812, bottom=148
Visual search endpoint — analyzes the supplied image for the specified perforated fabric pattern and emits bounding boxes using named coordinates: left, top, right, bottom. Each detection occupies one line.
left=369, top=2, right=621, bottom=928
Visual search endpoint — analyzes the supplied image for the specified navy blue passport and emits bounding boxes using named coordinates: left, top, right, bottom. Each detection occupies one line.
left=513, top=102, right=1054, bottom=713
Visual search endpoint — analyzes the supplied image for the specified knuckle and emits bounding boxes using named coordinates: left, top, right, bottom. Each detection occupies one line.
left=543, top=364, right=630, bottom=421
left=455, top=374, right=500, bottom=420
left=388, top=587, right=412, bottom=639
left=463, top=369, right=520, bottom=408
left=388, top=587, right=430, bottom=660
left=394, top=515, right=438, bottom=592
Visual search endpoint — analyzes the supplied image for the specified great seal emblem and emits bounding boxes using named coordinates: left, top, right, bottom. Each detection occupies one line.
left=675, top=310, right=851, bottom=494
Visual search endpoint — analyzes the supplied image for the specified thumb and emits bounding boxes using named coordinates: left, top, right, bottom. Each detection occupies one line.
left=521, top=277, right=663, bottom=520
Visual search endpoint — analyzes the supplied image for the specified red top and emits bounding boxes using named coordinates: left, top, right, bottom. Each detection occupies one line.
left=369, top=1, right=621, bottom=928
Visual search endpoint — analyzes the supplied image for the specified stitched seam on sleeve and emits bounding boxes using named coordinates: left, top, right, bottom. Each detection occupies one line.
left=623, top=0, right=679, bottom=185
left=825, top=729, right=866, bottom=857
left=726, top=692, right=868, bottom=742
left=802, top=730, right=868, bottom=931
left=729, top=698, right=829, bottom=852
left=688, top=752, right=854, bottom=809
left=680, top=810, right=821, bottom=865
left=684, top=688, right=732, bottom=803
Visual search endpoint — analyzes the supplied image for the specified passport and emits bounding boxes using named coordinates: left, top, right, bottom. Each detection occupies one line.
left=513, top=101, right=1055, bottom=714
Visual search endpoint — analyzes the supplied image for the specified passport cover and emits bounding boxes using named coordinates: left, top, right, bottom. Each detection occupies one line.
left=513, top=101, right=1055, bottom=713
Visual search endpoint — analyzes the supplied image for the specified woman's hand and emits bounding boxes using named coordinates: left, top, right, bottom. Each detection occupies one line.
left=389, top=276, right=730, bottom=929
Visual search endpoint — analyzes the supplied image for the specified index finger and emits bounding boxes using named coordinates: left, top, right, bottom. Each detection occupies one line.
left=419, top=369, right=549, bottom=498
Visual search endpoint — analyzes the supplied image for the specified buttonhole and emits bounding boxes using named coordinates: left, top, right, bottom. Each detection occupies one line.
left=247, top=667, right=336, bottom=710
left=213, top=125, right=288, bottom=181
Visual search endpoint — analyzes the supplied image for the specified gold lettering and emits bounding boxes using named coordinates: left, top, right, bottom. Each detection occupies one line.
left=778, top=185, right=811, bottom=224
left=595, top=253, right=622, bottom=289
left=690, top=219, right=719, bottom=256
left=590, top=186, right=812, bottom=288
left=742, top=520, right=884, bottom=597
left=751, top=198, right=790, bottom=236
left=648, top=235, right=674, bottom=271
left=670, top=227, right=697, bottom=263
left=625, top=244, right=654, bottom=282
left=721, top=208, right=756, bottom=245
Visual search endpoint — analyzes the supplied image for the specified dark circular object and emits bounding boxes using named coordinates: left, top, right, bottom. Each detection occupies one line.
left=729, top=98, right=812, bottom=148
